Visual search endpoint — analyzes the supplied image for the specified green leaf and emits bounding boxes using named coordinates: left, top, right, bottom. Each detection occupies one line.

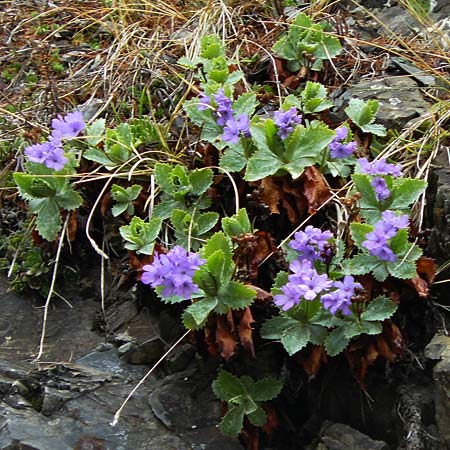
left=189, top=168, right=214, bottom=196
left=361, top=296, right=396, bottom=321
left=245, top=148, right=283, bottom=181
left=283, top=122, right=335, bottom=179
left=260, top=316, right=297, bottom=339
left=220, top=142, right=248, bottom=172
left=197, top=211, right=219, bottom=234
left=233, top=93, right=258, bottom=116
left=345, top=98, right=386, bottom=136
left=351, top=174, right=380, bottom=212
left=85, top=118, right=105, bottom=146
left=54, top=189, right=83, bottom=210
left=281, top=322, right=311, bottom=355
left=301, top=81, right=333, bottom=113
left=212, top=370, right=245, bottom=401
left=325, top=326, right=350, bottom=357
left=111, top=184, right=142, bottom=217
left=362, top=296, right=397, bottom=322
left=83, top=148, right=115, bottom=168
left=348, top=253, right=382, bottom=275
left=184, top=297, right=218, bottom=328
left=350, top=222, right=373, bottom=248
left=389, top=178, right=427, bottom=210
left=249, top=379, right=283, bottom=402
left=222, top=208, right=252, bottom=237
left=204, top=250, right=233, bottom=286
left=218, top=281, right=256, bottom=313
left=34, top=199, right=61, bottom=241
left=119, top=216, right=162, bottom=254
left=220, top=405, right=245, bottom=436
left=247, top=406, right=267, bottom=427
left=201, top=232, right=232, bottom=260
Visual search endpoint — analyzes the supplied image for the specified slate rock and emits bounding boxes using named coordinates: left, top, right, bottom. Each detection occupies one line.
left=331, top=76, right=431, bottom=131
left=317, top=422, right=389, bottom=450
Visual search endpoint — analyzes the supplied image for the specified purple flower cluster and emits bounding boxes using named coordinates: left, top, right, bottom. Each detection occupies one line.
left=273, top=107, right=302, bottom=140
left=328, top=127, right=357, bottom=159
left=289, top=226, right=333, bottom=262
left=321, top=275, right=362, bottom=315
left=371, top=176, right=390, bottom=201
left=141, top=246, right=205, bottom=299
left=362, top=210, right=409, bottom=262
left=197, top=89, right=250, bottom=144
left=24, top=111, right=85, bottom=171
left=274, top=259, right=332, bottom=310
left=358, top=157, right=403, bottom=177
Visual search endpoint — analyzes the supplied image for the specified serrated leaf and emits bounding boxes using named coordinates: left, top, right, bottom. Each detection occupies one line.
left=324, top=326, right=350, bottom=357
left=184, top=297, right=218, bottom=327
left=222, top=208, right=252, bottom=237
left=283, top=123, right=335, bottom=179
left=345, top=99, right=386, bottom=136
left=34, top=199, right=61, bottom=241
left=361, top=296, right=397, bottom=321
left=218, top=281, right=256, bottom=312
left=201, top=232, right=232, bottom=260
left=350, top=222, right=373, bottom=248
left=351, top=174, right=380, bottom=211
left=281, top=322, right=311, bottom=355
left=233, top=93, right=258, bottom=116
left=360, top=123, right=387, bottom=136
left=389, top=178, right=427, bottom=209
left=197, top=211, right=219, bottom=234
left=83, top=148, right=116, bottom=168
left=119, top=216, right=162, bottom=255
left=54, top=189, right=83, bottom=210
left=260, top=316, right=297, bottom=340
left=372, top=262, right=390, bottom=281
left=220, top=143, right=248, bottom=172
left=348, top=253, right=382, bottom=275
left=247, top=406, right=267, bottom=427
left=189, top=168, right=214, bottom=196
left=220, top=405, right=245, bottom=436
left=249, top=379, right=283, bottom=402
left=85, top=118, right=105, bottom=146
left=212, top=370, right=246, bottom=401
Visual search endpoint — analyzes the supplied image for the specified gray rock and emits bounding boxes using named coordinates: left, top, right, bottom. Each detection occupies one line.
left=425, top=334, right=450, bottom=448
left=426, top=152, right=450, bottom=262
left=317, top=422, right=389, bottom=450
left=331, top=76, right=431, bottom=131
left=123, top=338, right=164, bottom=366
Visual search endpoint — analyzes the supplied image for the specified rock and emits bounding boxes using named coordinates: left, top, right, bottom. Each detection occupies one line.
left=165, top=343, right=195, bottom=373
left=123, top=337, right=165, bottom=365
left=317, top=422, right=389, bottom=450
left=425, top=333, right=450, bottom=448
left=426, top=153, right=450, bottom=264
left=331, top=76, right=431, bottom=130
left=148, top=371, right=221, bottom=432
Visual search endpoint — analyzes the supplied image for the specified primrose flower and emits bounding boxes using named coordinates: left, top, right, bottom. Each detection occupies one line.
left=24, top=140, right=67, bottom=171
left=371, top=176, right=391, bottom=201
left=328, top=127, right=357, bottom=159
left=51, top=111, right=85, bottom=140
left=141, top=246, right=205, bottom=299
left=273, top=107, right=302, bottom=140
left=289, top=226, right=333, bottom=262
left=44, top=145, right=68, bottom=171
left=197, top=92, right=211, bottom=111
left=358, top=157, right=403, bottom=177
left=24, top=142, right=54, bottom=164
left=213, top=89, right=234, bottom=126
left=274, top=259, right=332, bottom=311
left=321, top=275, right=362, bottom=315
left=362, top=210, right=409, bottom=262
left=222, top=114, right=251, bottom=144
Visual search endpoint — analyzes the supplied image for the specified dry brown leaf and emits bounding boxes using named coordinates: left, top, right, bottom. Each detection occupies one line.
left=67, top=210, right=78, bottom=242
left=238, top=307, right=255, bottom=357
left=299, top=345, right=326, bottom=377
left=216, top=316, right=237, bottom=360
left=260, top=177, right=280, bottom=214
left=302, top=166, right=331, bottom=214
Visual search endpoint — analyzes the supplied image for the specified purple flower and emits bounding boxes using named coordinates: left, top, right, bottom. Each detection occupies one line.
left=358, top=157, right=403, bottom=177
left=44, top=145, right=68, bottom=171
left=289, top=226, right=333, bottom=262
left=321, top=275, right=361, bottom=315
left=329, top=127, right=357, bottom=159
left=24, top=140, right=67, bottom=171
left=213, top=89, right=234, bottom=126
left=141, top=246, right=205, bottom=299
left=51, top=111, right=85, bottom=140
left=222, top=114, right=251, bottom=144
left=274, top=259, right=332, bottom=311
left=273, top=107, right=302, bottom=140
left=361, top=210, right=409, bottom=262
left=197, top=92, right=211, bottom=111
left=371, top=177, right=391, bottom=201
left=24, top=142, right=53, bottom=164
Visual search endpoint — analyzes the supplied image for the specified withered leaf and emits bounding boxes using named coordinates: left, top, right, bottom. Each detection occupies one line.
left=302, top=166, right=331, bottom=214
left=216, top=315, right=237, bottom=361
left=238, top=307, right=255, bottom=358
